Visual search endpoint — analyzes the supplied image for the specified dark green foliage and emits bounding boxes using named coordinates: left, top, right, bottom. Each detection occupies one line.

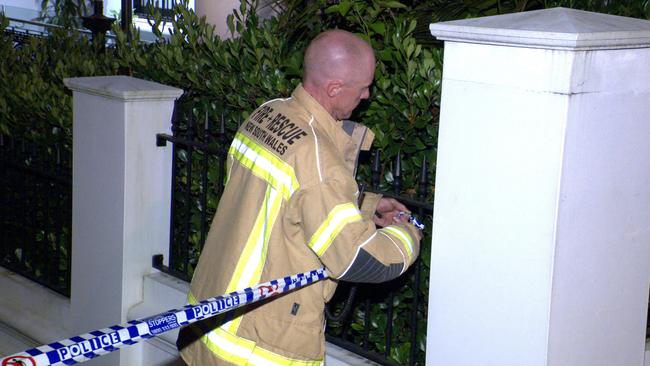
left=0, top=135, right=72, bottom=296
left=39, top=0, right=89, bottom=28
left=548, top=0, right=650, bottom=18
left=0, top=23, right=119, bottom=145
left=321, top=0, right=441, bottom=196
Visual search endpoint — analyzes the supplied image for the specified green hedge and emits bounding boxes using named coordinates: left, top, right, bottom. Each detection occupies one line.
left=5, top=0, right=647, bottom=194
left=1, top=0, right=441, bottom=195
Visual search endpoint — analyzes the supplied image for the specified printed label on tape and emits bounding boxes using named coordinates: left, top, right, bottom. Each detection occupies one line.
left=56, top=332, right=121, bottom=361
left=144, top=313, right=179, bottom=335
left=2, top=356, right=36, bottom=366
left=192, top=295, right=240, bottom=319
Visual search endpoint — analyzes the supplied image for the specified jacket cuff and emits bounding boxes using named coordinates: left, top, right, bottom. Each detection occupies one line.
left=359, top=192, right=382, bottom=220
left=393, top=222, right=422, bottom=268
left=404, top=221, right=423, bottom=242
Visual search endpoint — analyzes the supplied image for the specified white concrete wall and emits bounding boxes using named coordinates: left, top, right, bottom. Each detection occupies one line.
left=195, top=0, right=239, bottom=38
left=103, top=0, right=121, bottom=18
left=0, top=1, right=40, bottom=20
left=104, top=0, right=197, bottom=18
left=0, top=0, right=40, bottom=12
left=194, top=0, right=277, bottom=39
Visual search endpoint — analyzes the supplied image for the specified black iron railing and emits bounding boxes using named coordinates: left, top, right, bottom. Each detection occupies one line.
left=134, top=0, right=181, bottom=19
left=325, top=150, right=432, bottom=366
left=155, top=104, right=232, bottom=282
left=3, top=18, right=50, bottom=49
left=0, top=133, right=72, bottom=297
left=155, top=103, right=434, bottom=365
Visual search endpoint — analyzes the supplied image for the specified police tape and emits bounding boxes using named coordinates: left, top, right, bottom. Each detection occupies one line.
left=1, top=268, right=329, bottom=366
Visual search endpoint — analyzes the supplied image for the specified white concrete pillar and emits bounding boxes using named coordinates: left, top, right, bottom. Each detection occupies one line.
left=195, top=0, right=276, bottom=39
left=64, top=76, right=182, bottom=366
left=103, top=0, right=121, bottom=18
left=427, top=8, right=650, bottom=366
left=1, top=0, right=40, bottom=12
left=195, top=0, right=240, bottom=38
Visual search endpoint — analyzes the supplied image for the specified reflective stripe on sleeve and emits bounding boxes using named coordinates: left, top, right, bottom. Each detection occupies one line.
left=379, top=226, right=414, bottom=261
left=308, top=203, right=362, bottom=256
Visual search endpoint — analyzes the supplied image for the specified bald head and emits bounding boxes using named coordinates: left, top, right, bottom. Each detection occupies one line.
left=304, top=30, right=374, bottom=87
left=302, top=30, right=376, bottom=120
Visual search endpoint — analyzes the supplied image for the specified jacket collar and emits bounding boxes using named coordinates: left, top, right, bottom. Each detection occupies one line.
left=291, top=84, right=341, bottom=141
left=291, top=84, right=374, bottom=173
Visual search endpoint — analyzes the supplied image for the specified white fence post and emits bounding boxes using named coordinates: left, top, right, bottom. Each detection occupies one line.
left=64, top=76, right=182, bottom=366
left=427, top=8, right=650, bottom=366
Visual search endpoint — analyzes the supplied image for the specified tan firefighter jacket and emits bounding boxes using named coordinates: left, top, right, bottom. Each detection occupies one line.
left=178, top=84, right=422, bottom=366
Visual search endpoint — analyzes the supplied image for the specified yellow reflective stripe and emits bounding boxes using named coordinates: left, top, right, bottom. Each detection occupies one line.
left=227, top=186, right=280, bottom=291
left=226, top=154, right=234, bottom=184
left=203, top=327, right=324, bottom=366
left=224, top=186, right=282, bottom=334
left=308, top=203, right=362, bottom=256
left=250, top=347, right=323, bottom=366
left=381, top=226, right=414, bottom=260
left=185, top=297, right=252, bottom=364
left=204, top=327, right=255, bottom=365
left=229, top=132, right=299, bottom=200
left=188, top=291, right=197, bottom=304
left=183, top=308, right=322, bottom=366
left=189, top=291, right=323, bottom=365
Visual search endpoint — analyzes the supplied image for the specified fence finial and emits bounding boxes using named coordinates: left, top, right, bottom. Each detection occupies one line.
left=372, top=150, right=381, bottom=189
left=394, top=151, right=402, bottom=193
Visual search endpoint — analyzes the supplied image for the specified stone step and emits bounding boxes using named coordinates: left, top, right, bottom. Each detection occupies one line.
left=0, top=321, right=40, bottom=357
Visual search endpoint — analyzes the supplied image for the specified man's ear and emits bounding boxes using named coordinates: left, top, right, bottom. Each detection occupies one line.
left=326, top=80, right=343, bottom=97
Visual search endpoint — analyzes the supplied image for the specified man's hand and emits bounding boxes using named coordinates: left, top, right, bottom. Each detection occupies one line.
left=373, top=198, right=410, bottom=227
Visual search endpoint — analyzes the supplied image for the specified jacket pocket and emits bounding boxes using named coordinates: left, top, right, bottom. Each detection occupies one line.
left=253, top=314, right=325, bottom=360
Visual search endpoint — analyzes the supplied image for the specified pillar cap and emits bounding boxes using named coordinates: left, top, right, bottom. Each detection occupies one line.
left=64, top=75, right=184, bottom=101
left=430, top=7, right=650, bottom=50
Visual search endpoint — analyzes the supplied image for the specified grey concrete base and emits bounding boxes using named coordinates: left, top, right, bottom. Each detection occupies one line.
left=1, top=318, right=646, bottom=364
left=0, top=322, right=379, bottom=365
left=0, top=266, right=379, bottom=365
left=0, top=321, right=39, bottom=357
left=326, top=342, right=378, bottom=365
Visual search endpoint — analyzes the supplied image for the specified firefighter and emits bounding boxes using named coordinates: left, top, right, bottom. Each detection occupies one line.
left=177, top=29, right=422, bottom=366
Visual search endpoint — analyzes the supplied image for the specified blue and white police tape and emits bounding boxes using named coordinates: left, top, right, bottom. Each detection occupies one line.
left=1, top=268, right=329, bottom=366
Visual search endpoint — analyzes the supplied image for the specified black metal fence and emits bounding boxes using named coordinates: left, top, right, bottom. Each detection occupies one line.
left=134, top=0, right=181, bottom=19
left=325, top=151, right=432, bottom=366
left=3, top=18, right=50, bottom=49
left=156, top=105, right=231, bottom=281
left=0, top=133, right=72, bottom=297
left=155, top=103, right=434, bottom=365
